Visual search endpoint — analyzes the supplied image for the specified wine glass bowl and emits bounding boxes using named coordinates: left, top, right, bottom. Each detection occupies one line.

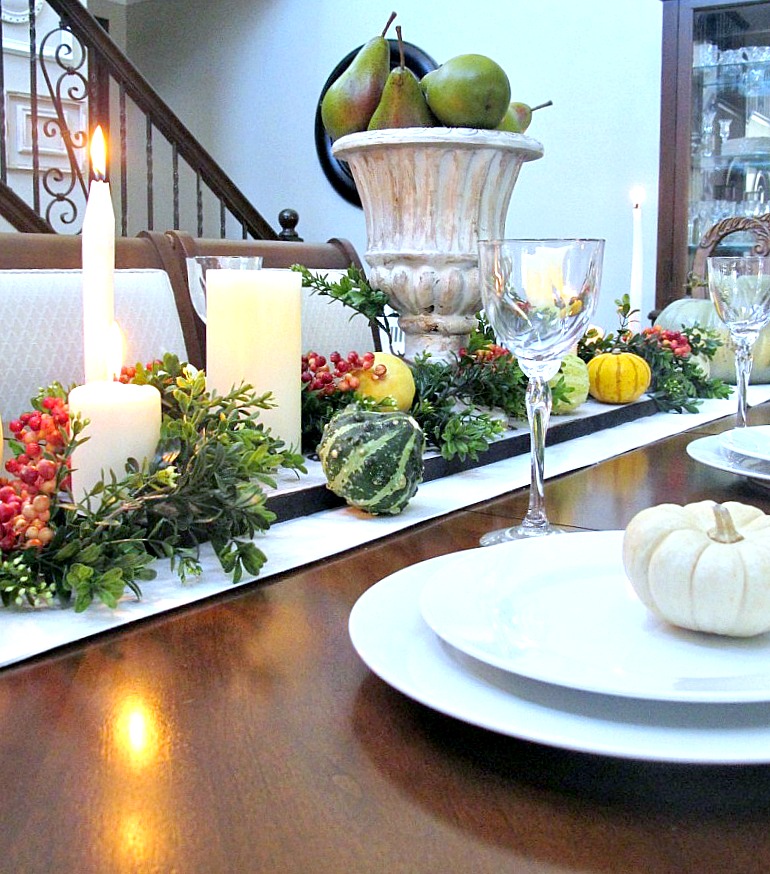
left=478, top=238, right=605, bottom=545
left=707, top=255, right=770, bottom=428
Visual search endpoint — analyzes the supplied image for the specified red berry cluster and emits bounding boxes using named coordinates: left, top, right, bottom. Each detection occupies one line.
left=641, top=325, right=692, bottom=358
left=1, top=396, right=70, bottom=552
left=301, top=351, right=376, bottom=395
left=460, top=343, right=511, bottom=363
left=117, top=360, right=162, bottom=384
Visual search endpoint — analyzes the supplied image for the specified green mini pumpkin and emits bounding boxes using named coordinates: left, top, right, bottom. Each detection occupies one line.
left=317, top=405, right=425, bottom=515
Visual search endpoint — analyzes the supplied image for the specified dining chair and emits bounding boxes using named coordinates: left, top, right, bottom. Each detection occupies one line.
left=689, top=213, right=770, bottom=295
left=167, top=231, right=383, bottom=358
left=0, top=268, right=189, bottom=426
left=0, top=230, right=203, bottom=368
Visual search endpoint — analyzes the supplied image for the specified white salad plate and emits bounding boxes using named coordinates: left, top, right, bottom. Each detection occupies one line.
left=349, top=532, right=770, bottom=763
left=720, top=426, right=770, bottom=463
left=418, top=532, right=770, bottom=704
left=687, top=433, right=770, bottom=481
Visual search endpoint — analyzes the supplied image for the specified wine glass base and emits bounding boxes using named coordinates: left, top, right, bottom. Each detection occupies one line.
left=479, top=522, right=568, bottom=547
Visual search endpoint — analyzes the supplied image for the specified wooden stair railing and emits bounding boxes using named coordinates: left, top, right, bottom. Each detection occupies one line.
left=0, top=0, right=277, bottom=241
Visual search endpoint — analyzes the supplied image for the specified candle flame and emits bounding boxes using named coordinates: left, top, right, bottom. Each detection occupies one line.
left=107, top=321, right=125, bottom=380
left=629, top=184, right=645, bottom=208
left=90, top=125, right=107, bottom=180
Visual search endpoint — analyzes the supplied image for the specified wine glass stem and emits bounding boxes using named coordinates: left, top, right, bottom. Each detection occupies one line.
left=734, top=340, right=754, bottom=428
left=524, top=375, right=552, bottom=530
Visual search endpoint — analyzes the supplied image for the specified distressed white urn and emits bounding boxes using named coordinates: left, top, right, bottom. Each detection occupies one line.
left=332, top=127, right=543, bottom=361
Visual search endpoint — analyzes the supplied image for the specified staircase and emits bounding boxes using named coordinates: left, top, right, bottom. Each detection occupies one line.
left=0, top=0, right=277, bottom=240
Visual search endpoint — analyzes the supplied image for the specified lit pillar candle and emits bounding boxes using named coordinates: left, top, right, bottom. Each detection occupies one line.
left=206, top=268, right=302, bottom=449
left=629, top=185, right=645, bottom=331
left=68, top=382, right=162, bottom=503
left=82, top=125, right=115, bottom=384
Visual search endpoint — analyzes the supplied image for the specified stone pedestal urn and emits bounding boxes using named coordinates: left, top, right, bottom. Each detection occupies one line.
left=332, top=127, right=543, bottom=361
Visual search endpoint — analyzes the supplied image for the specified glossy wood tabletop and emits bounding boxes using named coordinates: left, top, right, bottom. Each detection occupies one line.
left=3, top=406, right=770, bottom=874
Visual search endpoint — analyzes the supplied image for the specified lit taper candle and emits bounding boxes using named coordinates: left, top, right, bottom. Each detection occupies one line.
left=82, top=125, right=115, bottom=383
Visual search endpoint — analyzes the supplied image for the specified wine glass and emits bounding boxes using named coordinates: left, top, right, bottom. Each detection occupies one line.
left=477, top=238, right=605, bottom=545
left=185, top=255, right=263, bottom=323
left=707, top=255, right=770, bottom=428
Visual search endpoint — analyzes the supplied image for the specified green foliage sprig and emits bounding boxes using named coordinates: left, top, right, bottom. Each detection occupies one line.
left=0, top=355, right=305, bottom=612
left=577, top=294, right=732, bottom=413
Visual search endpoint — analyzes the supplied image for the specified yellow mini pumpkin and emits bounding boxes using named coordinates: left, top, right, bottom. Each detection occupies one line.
left=623, top=501, right=770, bottom=637
left=587, top=350, right=651, bottom=404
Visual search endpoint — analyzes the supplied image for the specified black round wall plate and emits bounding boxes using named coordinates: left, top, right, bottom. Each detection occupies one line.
left=314, top=40, right=438, bottom=208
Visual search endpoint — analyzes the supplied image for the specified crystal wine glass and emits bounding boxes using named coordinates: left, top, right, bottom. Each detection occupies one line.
left=185, top=255, right=263, bottom=323
left=477, top=238, right=605, bottom=545
left=707, top=255, right=770, bottom=428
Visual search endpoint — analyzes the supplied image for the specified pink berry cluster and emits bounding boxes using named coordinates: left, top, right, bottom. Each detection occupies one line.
left=301, top=351, right=376, bottom=395
left=0, top=396, right=70, bottom=552
left=641, top=325, right=692, bottom=358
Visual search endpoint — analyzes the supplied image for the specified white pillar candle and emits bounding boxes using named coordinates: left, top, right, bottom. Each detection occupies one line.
left=629, top=186, right=645, bottom=331
left=82, top=126, right=115, bottom=383
left=206, top=268, right=302, bottom=449
left=68, top=382, right=162, bottom=503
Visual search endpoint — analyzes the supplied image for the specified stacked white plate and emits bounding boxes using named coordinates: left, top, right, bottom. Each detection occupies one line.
left=688, top=425, right=770, bottom=482
left=349, top=531, right=770, bottom=763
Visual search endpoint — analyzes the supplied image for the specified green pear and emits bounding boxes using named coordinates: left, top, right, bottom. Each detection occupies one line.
left=321, top=12, right=396, bottom=141
left=496, top=100, right=553, bottom=133
left=368, top=26, right=436, bottom=131
left=420, top=54, right=511, bottom=129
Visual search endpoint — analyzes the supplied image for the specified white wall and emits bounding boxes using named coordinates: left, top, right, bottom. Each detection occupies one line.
left=126, top=0, right=663, bottom=331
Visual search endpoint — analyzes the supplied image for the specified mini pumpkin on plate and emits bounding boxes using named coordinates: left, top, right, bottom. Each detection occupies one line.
left=623, top=500, right=770, bottom=637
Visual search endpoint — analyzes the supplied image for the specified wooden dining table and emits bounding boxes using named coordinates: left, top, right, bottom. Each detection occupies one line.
left=3, top=404, right=770, bottom=874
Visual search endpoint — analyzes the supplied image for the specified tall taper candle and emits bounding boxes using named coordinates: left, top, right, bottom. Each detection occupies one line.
left=629, top=185, right=645, bottom=330
left=206, top=268, right=302, bottom=449
left=82, top=125, right=115, bottom=383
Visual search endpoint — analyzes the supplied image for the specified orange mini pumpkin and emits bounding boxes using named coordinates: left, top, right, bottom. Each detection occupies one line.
left=587, top=350, right=651, bottom=404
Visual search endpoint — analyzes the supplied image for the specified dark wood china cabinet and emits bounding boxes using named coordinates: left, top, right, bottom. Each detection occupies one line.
left=657, top=0, right=770, bottom=311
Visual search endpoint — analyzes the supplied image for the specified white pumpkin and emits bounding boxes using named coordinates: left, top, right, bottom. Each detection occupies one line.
left=623, top=501, right=770, bottom=637
left=654, top=298, right=770, bottom=384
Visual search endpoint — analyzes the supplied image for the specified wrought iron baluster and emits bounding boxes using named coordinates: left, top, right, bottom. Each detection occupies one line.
left=119, top=83, right=127, bottom=235
left=39, top=22, right=88, bottom=229
left=145, top=114, right=153, bottom=230
left=0, top=12, right=6, bottom=184
left=219, top=197, right=225, bottom=238
left=28, top=0, right=40, bottom=215
left=195, top=171, right=203, bottom=237
left=172, top=141, right=179, bottom=230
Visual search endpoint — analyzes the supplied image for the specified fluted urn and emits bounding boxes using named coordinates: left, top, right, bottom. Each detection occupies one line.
left=332, top=127, right=543, bottom=361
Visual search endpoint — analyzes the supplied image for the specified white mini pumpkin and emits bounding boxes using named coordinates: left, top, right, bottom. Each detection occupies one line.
left=654, top=298, right=770, bottom=384
left=623, top=501, right=770, bottom=637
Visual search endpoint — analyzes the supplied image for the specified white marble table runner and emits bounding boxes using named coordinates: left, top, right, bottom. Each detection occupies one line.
left=2, top=388, right=769, bottom=669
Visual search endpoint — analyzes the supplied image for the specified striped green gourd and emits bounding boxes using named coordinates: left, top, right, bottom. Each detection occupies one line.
left=317, top=405, right=425, bottom=515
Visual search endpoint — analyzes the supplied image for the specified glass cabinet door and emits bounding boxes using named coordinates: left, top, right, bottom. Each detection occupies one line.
left=657, top=0, right=770, bottom=311
left=690, top=4, right=770, bottom=252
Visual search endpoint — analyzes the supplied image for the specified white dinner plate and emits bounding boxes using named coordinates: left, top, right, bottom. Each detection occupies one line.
left=721, top=426, right=770, bottom=463
left=349, top=540, right=770, bottom=763
left=687, top=433, right=770, bottom=482
left=418, top=532, right=770, bottom=703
